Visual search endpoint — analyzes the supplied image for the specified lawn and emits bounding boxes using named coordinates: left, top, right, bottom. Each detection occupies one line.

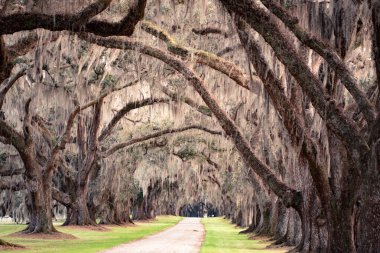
left=201, top=217, right=288, bottom=253
left=0, top=215, right=182, bottom=253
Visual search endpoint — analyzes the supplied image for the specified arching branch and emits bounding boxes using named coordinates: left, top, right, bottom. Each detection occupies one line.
left=237, top=18, right=331, bottom=213
left=0, top=0, right=112, bottom=35
left=0, top=68, right=26, bottom=109
left=98, top=97, right=170, bottom=141
left=85, top=0, right=147, bottom=37
left=0, top=0, right=147, bottom=37
left=141, top=21, right=260, bottom=93
left=103, top=125, right=223, bottom=157
left=0, top=120, right=26, bottom=157
left=220, top=0, right=370, bottom=159
left=81, top=34, right=301, bottom=211
left=52, top=188, right=72, bottom=208
left=260, top=0, right=376, bottom=125
left=43, top=75, right=144, bottom=174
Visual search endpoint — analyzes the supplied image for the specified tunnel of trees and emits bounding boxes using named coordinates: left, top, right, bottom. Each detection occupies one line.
left=0, top=0, right=379, bottom=252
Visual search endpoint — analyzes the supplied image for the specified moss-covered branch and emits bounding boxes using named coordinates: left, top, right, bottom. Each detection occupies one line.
left=141, top=21, right=260, bottom=93
left=260, top=0, right=376, bottom=125
left=103, top=125, right=223, bottom=157
left=0, top=0, right=147, bottom=37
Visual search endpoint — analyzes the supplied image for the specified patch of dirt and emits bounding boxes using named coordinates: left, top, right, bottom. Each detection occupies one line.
left=9, top=231, right=76, bottom=240
left=61, top=225, right=111, bottom=231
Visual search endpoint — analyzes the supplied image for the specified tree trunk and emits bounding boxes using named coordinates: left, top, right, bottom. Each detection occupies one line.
left=64, top=183, right=96, bottom=226
left=326, top=206, right=355, bottom=253
left=99, top=190, right=133, bottom=225
left=24, top=164, right=56, bottom=233
left=356, top=145, right=380, bottom=252
left=272, top=200, right=289, bottom=244
left=256, top=202, right=272, bottom=236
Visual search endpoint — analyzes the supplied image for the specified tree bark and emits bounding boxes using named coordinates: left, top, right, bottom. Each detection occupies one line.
left=356, top=143, right=380, bottom=252
left=0, top=0, right=147, bottom=37
left=23, top=163, right=56, bottom=233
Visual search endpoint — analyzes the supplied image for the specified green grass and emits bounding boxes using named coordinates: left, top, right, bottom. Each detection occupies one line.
left=0, top=215, right=182, bottom=253
left=201, top=217, right=287, bottom=253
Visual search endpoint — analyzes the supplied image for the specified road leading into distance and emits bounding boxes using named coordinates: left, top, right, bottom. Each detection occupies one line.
left=102, top=217, right=205, bottom=253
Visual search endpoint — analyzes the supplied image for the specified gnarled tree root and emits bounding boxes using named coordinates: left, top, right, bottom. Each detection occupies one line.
left=0, top=239, right=24, bottom=248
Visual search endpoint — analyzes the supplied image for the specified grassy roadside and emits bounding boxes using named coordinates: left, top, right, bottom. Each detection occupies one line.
left=200, top=217, right=287, bottom=253
left=0, top=215, right=182, bottom=253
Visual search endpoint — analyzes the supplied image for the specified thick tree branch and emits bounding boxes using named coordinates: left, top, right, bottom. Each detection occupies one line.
left=80, top=99, right=104, bottom=178
left=141, top=21, right=260, bottom=93
left=0, top=121, right=26, bottom=157
left=98, top=97, right=170, bottom=141
left=237, top=18, right=331, bottom=213
left=220, top=0, right=370, bottom=159
left=0, top=0, right=112, bottom=35
left=52, top=187, right=72, bottom=208
left=46, top=77, right=139, bottom=161
left=0, top=68, right=26, bottom=109
left=103, top=125, right=223, bottom=157
left=0, top=0, right=147, bottom=37
left=85, top=0, right=147, bottom=37
left=22, top=98, right=34, bottom=147
left=260, top=0, right=376, bottom=124
left=0, top=36, right=9, bottom=82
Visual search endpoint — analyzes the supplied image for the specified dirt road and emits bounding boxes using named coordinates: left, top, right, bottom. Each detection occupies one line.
left=102, top=217, right=205, bottom=253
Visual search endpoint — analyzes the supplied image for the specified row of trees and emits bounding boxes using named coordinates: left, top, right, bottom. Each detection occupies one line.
left=1, top=0, right=379, bottom=252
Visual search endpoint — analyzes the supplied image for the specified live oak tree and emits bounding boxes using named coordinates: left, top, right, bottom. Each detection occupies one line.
left=0, top=1, right=379, bottom=252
